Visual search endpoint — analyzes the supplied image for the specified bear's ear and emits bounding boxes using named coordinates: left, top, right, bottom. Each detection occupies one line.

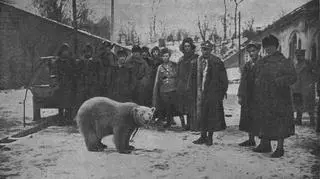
left=150, top=107, right=156, bottom=113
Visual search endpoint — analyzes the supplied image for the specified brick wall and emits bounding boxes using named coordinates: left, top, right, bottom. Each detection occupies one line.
left=0, top=2, right=130, bottom=89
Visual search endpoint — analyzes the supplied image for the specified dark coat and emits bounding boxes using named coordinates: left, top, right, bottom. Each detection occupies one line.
left=126, top=55, right=151, bottom=106
left=55, top=57, right=77, bottom=108
left=112, top=64, right=135, bottom=102
left=251, top=52, right=297, bottom=140
left=84, top=58, right=100, bottom=98
left=176, top=53, right=198, bottom=116
left=198, top=54, right=228, bottom=132
left=237, top=59, right=259, bottom=133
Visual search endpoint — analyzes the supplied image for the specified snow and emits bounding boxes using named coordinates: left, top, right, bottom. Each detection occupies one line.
left=0, top=89, right=319, bottom=178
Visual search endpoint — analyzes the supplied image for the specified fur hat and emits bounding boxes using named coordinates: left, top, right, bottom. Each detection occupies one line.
left=141, top=46, right=150, bottom=56
left=262, top=35, right=279, bottom=48
left=200, top=40, right=214, bottom=49
left=179, top=37, right=196, bottom=53
left=246, top=42, right=261, bottom=50
left=132, top=45, right=142, bottom=53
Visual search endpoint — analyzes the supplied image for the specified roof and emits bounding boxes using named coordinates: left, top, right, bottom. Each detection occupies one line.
left=0, top=1, right=130, bottom=51
left=255, top=0, right=319, bottom=38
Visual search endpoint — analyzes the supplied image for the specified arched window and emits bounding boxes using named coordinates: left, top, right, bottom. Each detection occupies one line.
left=289, top=32, right=298, bottom=60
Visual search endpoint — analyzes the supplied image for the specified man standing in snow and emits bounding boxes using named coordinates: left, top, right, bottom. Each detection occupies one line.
left=237, top=42, right=261, bottom=146
left=251, top=35, right=296, bottom=158
left=193, top=41, right=228, bottom=146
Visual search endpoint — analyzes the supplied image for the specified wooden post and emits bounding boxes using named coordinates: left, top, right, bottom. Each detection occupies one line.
left=72, top=0, right=78, bottom=57
left=111, top=0, right=115, bottom=41
left=238, top=11, right=241, bottom=69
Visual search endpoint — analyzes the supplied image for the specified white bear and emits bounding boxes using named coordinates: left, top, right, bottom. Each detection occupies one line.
left=75, top=97, right=155, bottom=154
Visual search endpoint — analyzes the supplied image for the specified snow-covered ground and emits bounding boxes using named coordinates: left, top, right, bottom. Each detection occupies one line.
left=0, top=87, right=319, bottom=179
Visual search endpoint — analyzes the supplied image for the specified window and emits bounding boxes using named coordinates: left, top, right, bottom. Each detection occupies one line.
left=289, top=32, right=298, bottom=60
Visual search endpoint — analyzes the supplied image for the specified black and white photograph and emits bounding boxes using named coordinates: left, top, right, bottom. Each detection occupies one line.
left=0, top=0, right=320, bottom=178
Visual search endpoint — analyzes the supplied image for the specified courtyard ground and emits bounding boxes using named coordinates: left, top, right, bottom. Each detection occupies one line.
left=0, top=84, right=319, bottom=179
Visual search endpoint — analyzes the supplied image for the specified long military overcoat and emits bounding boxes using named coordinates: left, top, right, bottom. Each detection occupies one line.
left=251, top=52, right=297, bottom=140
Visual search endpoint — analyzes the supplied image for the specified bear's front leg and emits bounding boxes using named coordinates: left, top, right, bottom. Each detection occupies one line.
left=113, top=126, right=132, bottom=154
left=126, top=128, right=136, bottom=151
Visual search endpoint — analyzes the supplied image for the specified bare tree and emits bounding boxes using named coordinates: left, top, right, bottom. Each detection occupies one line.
left=223, top=0, right=227, bottom=40
left=231, top=0, right=244, bottom=41
left=242, top=17, right=256, bottom=40
left=197, top=15, right=210, bottom=42
left=31, top=0, right=91, bottom=26
left=150, top=0, right=162, bottom=42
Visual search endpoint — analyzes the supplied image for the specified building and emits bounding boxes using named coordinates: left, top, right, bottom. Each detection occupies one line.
left=0, top=2, right=130, bottom=89
left=253, top=0, right=320, bottom=63
left=224, top=0, right=320, bottom=69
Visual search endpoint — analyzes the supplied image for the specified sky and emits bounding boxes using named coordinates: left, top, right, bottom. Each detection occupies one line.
left=13, top=0, right=311, bottom=44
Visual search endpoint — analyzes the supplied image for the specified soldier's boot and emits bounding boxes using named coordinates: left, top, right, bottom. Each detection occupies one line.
left=193, top=132, right=207, bottom=145
left=295, top=112, right=302, bottom=125
left=271, top=139, right=284, bottom=158
left=309, top=112, right=315, bottom=126
left=239, top=133, right=256, bottom=147
left=206, top=132, right=213, bottom=146
left=253, top=139, right=272, bottom=153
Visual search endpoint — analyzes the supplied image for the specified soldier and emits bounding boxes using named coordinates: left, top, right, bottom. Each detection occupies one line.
left=113, top=49, right=135, bottom=102
left=176, top=37, right=199, bottom=130
left=126, top=45, right=150, bottom=106
left=192, top=41, right=228, bottom=146
left=152, top=48, right=178, bottom=128
left=237, top=42, right=262, bottom=146
left=98, top=41, right=118, bottom=97
left=291, top=49, right=317, bottom=126
left=141, top=46, right=154, bottom=107
left=81, top=44, right=100, bottom=99
left=251, top=35, right=296, bottom=158
left=55, top=43, right=76, bottom=125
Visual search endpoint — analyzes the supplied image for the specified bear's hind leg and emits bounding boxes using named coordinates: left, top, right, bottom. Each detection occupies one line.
left=113, top=126, right=131, bottom=154
left=84, top=130, right=104, bottom=152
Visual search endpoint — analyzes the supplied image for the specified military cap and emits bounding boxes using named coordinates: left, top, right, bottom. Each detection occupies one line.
left=262, top=34, right=279, bottom=48
left=201, top=40, right=214, bottom=49
left=160, top=47, right=172, bottom=56
left=295, top=49, right=305, bottom=56
left=246, top=42, right=261, bottom=50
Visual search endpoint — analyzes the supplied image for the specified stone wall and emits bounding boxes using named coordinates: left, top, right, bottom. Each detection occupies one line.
left=0, top=2, right=130, bottom=89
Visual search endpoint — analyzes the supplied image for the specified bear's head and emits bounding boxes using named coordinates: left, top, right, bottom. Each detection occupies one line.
left=132, top=106, right=156, bottom=126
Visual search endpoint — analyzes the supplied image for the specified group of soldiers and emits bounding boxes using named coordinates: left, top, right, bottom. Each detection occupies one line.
left=238, top=34, right=320, bottom=158
left=50, top=41, right=163, bottom=125
left=49, top=35, right=319, bottom=158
